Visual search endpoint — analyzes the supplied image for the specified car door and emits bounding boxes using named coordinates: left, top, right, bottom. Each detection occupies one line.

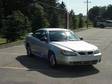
left=39, top=31, right=49, bottom=58
left=32, top=30, right=49, bottom=58
left=31, top=30, right=43, bottom=56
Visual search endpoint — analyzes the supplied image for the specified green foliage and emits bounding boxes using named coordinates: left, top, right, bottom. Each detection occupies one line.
left=0, top=0, right=86, bottom=43
left=88, top=6, right=100, bottom=22
left=0, top=38, right=6, bottom=44
left=88, top=5, right=112, bottom=26
left=69, top=10, right=78, bottom=29
left=78, top=14, right=84, bottom=28
left=1, top=11, right=31, bottom=42
left=42, top=0, right=59, bottom=28
left=31, top=4, right=49, bottom=32
left=57, top=1, right=67, bottom=28
left=103, top=5, right=112, bottom=19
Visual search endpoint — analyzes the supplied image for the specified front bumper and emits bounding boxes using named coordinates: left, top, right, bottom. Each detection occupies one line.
left=57, top=53, right=102, bottom=65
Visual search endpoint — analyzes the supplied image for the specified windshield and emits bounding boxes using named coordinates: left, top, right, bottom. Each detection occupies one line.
left=49, top=30, right=80, bottom=42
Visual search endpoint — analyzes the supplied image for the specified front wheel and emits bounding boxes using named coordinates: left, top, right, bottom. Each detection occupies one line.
left=48, top=52, right=57, bottom=68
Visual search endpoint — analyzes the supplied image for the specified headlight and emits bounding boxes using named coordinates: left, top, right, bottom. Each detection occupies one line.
left=94, top=50, right=100, bottom=54
left=61, top=50, right=77, bottom=56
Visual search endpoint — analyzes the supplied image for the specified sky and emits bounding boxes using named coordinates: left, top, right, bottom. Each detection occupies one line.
left=59, top=0, right=112, bottom=15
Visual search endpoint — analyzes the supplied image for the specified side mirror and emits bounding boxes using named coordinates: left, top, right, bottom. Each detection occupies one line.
left=40, top=36, right=48, bottom=43
left=80, top=37, right=83, bottom=40
left=28, top=32, right=33, bottom=36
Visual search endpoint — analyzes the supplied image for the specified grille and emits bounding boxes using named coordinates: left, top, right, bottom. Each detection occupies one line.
left=78, top=51, right=93, bottom=55
left=78, top=52, right=86, bottom=55
left=88, top=51, right=93, bottom=55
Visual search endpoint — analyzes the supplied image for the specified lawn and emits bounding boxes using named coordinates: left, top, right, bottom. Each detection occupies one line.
left=0, top=38, right=6, bottom=45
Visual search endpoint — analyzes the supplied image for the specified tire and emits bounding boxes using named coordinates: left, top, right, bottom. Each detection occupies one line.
left=100, top=25, right=105, bottom=28
left=26, top=44, right=33, bottom=57
left=48, top=52, right=57, bottom=68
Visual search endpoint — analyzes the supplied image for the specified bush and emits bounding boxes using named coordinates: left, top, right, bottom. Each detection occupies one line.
left=1, top=11, right=31, bottom=42
left=78, top=14, right=84, bottom=28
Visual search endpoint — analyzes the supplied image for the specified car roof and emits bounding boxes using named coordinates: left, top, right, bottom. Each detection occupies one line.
left=38, top=28, right=69, bottom=31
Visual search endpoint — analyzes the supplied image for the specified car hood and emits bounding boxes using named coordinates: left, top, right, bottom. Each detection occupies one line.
left=51, top=41, right=98, bottom=51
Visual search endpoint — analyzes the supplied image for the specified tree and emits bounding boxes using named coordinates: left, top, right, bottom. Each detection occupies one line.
left=103, top=5, right=112, bottom=19
left=46, top=0, right=59, bottom=27
left=57, top=1, right=67, bottom=28
left=88, top=6, right=100, bottom=26
left=1, top=11, right=31, bottom=42
left=0, top=0, right=80, bottom=43
left=88, top=6, right=100, bottom=21
left=37, top=0, right=60, bottom=28
left=0, top=0, right=3, bottom=33
left=69, top=10, right=78, bottom=29
left=31, top=4, right=49, bottom=32
left=88, top=5, right=112, bottom=27
left=78, top=13, right=84, bottom=28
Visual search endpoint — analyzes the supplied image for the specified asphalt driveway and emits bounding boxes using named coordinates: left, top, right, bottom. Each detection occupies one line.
left=0, top=28, right=112, bottom=84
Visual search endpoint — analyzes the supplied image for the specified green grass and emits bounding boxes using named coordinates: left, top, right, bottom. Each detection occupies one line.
left=0, top=38, right=6, bottom=45
left=0, top=38, right=24, bottom=49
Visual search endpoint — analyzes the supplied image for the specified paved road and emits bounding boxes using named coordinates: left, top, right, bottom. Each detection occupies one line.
left=0, top=28, right=112, bottom=84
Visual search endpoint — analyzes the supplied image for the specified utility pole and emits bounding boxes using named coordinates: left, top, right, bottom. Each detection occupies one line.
left=66, top=10, right=69, bottom=29
left=87, top=0, right=89, bottom=28
left=85, top=0, right=91, bottom=28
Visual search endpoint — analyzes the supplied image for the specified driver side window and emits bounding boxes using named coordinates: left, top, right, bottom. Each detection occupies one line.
left=33, top=30, right=48, bottom=41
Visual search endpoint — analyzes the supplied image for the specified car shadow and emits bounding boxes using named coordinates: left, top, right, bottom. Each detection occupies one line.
left=16, top=55, right=100, bottom=78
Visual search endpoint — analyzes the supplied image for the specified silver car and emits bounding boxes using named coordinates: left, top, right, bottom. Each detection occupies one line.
left=96, top=20, right=112, bottom=28
left=25, top=28, right=102, bottom=67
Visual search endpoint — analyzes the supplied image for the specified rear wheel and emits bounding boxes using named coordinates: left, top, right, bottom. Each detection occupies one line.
left=26, top=44, right=33, bottom=57
left=100, top=24, right=105, bottom=28
left=48, top=52, right=57, bottom=68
